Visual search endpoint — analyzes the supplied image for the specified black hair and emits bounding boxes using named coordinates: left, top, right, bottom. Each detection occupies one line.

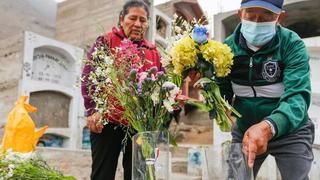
left=120, top=0, right=150, bottom=18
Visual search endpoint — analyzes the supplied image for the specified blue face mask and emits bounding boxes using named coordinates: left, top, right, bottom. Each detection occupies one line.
left=240, top=19, right=277, bottom=46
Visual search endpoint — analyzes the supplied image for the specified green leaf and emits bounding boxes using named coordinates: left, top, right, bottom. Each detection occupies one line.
left=186, top=101, right=211, bottom=112
left=192, top=77, right=241, bottom=132
left=164, top=129, right=177, bottom=147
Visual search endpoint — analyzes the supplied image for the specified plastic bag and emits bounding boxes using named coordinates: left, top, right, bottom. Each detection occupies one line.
left=1, top=96, right=48, bottom=153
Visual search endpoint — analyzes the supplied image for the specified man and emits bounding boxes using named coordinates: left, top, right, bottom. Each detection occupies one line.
left=219, top=0, right=315, bottom=179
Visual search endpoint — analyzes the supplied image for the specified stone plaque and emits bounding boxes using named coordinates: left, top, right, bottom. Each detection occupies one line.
left=32, top=47, right=74, bottom=87
left=29, top=91, right=70, bottom=128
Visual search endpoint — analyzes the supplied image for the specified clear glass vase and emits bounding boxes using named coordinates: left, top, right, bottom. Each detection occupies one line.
left=132, top=131, right=170, bottom=180
left=203, top=142, right=254, bottom=180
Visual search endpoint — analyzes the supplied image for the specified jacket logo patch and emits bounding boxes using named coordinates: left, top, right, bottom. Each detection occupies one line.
left=262, top=60, right=281, bottom=82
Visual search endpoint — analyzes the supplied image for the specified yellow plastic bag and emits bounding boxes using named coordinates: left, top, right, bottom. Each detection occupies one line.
left=1, top=96, right=48, bottom=153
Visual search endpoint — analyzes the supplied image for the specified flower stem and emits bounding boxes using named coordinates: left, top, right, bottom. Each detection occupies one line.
left=147, top=164, right=156, bottom=180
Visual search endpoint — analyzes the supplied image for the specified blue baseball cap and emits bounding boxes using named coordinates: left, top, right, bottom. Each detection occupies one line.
left=241, top=0, right=284, bottom=14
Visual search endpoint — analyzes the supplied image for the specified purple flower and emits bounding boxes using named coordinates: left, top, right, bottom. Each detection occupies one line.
left=157, top=71, right=165, bottom=78
left=193, top=26, right=208, bottom=44
left=157, top=71, right=164, bottom=75
left=162, top=81, right=177, bottom=91
left=145, top=77, right=153, bottom=82
left=137, top=84, right=142, bottom=95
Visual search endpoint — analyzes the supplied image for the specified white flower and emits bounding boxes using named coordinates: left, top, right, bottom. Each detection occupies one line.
left=169, top=87, right=179, bottom=99
left=4, top=151, right=17, bottom=162
left=160, top=55, right=172, bottom=68
left=174, top=34, right=184, bottom=41
left=173, top=14, right=178, bottom=20
left=4, top=150, right=35, bottom=163
left=151, top=86, right=160, bottom=105
left=95, top=86, right=101, bottom=93
left=163, top=99, right=174, bottom=112
left=104, top=55, right=113, bottom=65
left=95, top=67, right=102, bottom=76
left=105, top=78, right=111, bottom=84
left=182, top=21, right=188, bottom=28
left=98, top=54, right=104, bottom=60
left=19, top=152, right=34, bottom=161
left=8, top=164, right=15, bottom=169
left=163, top=82, right=179, bottom=100
left=6, top=164, right=15, bottom=178
left=175, top=26, right=182, bottom=34
left=6, top=171, right=13, bottom=178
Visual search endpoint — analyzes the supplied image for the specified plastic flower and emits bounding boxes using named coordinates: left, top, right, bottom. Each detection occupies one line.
left=193, top=26, right=208, bottom=44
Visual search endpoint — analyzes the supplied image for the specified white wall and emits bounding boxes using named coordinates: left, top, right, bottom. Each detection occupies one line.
left=304, top=36, right=320, bottom=145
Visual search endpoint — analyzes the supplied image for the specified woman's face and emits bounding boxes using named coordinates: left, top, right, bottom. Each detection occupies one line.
left=120, top=7, right=148, bottom=40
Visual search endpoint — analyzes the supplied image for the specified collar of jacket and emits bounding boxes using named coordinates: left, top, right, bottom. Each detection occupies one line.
left=111, top=27, right=157, bottom=50
left=226, top=23, right=281, bottom=57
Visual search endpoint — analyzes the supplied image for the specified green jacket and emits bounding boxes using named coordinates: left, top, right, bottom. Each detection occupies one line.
left=219, top=24, right=311, bottom=138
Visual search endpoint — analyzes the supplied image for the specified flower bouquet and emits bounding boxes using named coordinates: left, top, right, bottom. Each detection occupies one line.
left=0, top=96, right=75, bottom=179
left=161, top=15, right=241, bottom=132
left=84, top=38, right=197, bottom=179
left=0, top=150, right=75, bottom=180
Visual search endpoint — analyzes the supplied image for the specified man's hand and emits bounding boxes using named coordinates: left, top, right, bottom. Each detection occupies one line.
left=242, top=121, right=273, bottom=168
left=87, top=113, right=104, bottom=133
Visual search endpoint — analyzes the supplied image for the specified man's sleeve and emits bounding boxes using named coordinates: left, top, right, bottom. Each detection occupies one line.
left=266, top=35, right=311, bottom=138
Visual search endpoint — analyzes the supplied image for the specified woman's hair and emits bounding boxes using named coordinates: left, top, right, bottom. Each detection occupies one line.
left=120, top=0, right=150, bottom=18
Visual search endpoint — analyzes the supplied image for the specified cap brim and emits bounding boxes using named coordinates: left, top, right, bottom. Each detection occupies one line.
left=241, top=0, right=281, bottom=14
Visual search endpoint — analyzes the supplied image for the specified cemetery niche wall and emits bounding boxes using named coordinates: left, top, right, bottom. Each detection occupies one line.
left=0, top=31, right=85, bottom=149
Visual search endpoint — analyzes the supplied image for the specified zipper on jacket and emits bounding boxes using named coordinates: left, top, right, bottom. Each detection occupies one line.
left=248, top=57, right=253, bottom=82
left=249, top=57, right=257, bottom=97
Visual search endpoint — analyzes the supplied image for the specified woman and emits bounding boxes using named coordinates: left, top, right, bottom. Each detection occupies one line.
left=81, top=1, right=161, bottom=179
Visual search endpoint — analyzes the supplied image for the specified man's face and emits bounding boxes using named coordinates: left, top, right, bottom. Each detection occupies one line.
left=120, top=7, right=149, bottom=40
left=238, top=7, right=279, bottom=22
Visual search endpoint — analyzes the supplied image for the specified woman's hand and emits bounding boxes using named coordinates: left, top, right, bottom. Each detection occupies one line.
left=87, top=113, right=104, bottom=133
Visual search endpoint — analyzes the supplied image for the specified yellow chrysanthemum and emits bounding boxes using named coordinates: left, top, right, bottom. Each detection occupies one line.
left=171, top=36, right=199, bottom=75
left=199, top=40, right=234, bottom=77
